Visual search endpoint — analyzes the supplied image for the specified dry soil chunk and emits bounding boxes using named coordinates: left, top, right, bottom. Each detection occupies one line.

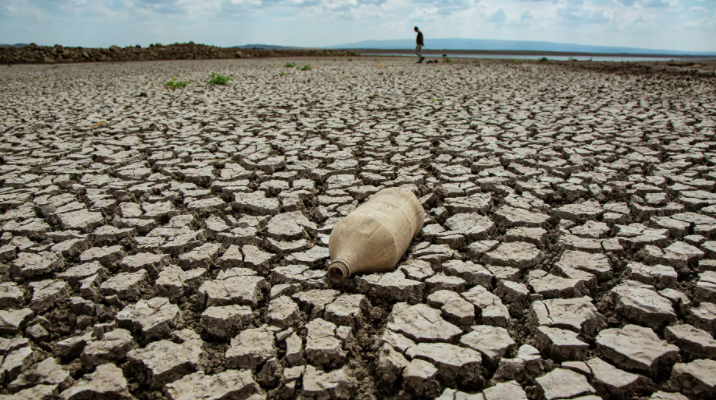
left=267, top=296, right=301, bottom=329
left=200, top=305, right=252, bottom=339
left=119, top=252, right=169, bottom=274
left=116, top=297, right=180, bottom=338
left=611, top=280, right=676, bottom=328
left=668, top=359, right=716, bottom=399
left=12, top=252, right=63, bottom=277
left=178, top=243, right=220, bottom=269
left=461, top=285, right=510, bottom=328
left=402, top=359, right=441, bottom=398
left=442, top=259, right=492, bottom=288
left=225, top=325, right=277, bottom=369
left=0, top=309, right=33, bottom=333
left=534, top=326, right=589, bottom=362
left=427, top=290, right=476, bottom=326
left=29, top=280, right=69, bottom=313
left=494, top=206, right=549, bottom=227
left=355, top=271, right=424, bottom=303
left=406, top=342, right=483, bottom=386
left=305, top=318, right=346, bottom=368
left=483, top=242, right=541, bottom=269
left=586, top=357, right=645, bottom=399
left=59, top=363, right=134, bottom=400
left=444, top=213, right=495, bottom=239
left=198, top=268, right=266, bottom=308
left=536, top=368, right=597, bottom=400
left=596, top=324, right=680, bottom=376
left=0, top=282, right=23, bottom=309
left=664, top=324, right=716, bottom=359
left=301, top=365, right=356, bottom=400
left=165, top=370, right=261, bottom=400
left=696, top=271, right=716, bottom=303
left=460, top=325, right=515, bottom=364
left=100, top=270, right=148, bottom=301
left=555, top=250, right=611, bottom=280
left=387, top=303, right=462, bottom=342
left=324, top=293, right=368, bottom=328
left=483, top=380, right=527, bottom=400
left=154, top=265, right=206, bottom=300
left=127, top=329, right=204, bottom=387
left=377, top=343, right=409, bottom=385
left=81, top=328, right=136, bottom=366
left=528, top=297, right=606, bottom=336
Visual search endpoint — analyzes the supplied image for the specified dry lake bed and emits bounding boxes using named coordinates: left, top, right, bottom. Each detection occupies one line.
left=0, top=58, right=715, bottom=400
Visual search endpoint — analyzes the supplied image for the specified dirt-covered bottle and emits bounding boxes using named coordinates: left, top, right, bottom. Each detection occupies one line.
left=327, top=187, right=425, bottom=282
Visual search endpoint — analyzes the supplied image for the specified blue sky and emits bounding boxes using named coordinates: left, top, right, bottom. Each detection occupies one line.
left=1, top=0, right=714, bottom=51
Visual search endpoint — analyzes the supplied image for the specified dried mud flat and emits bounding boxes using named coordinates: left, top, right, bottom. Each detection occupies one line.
left=0, top=58, right=715, bottom=400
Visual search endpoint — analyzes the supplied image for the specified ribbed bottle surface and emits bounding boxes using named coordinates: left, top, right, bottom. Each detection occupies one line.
left=327, top=187, right=425, bottom=282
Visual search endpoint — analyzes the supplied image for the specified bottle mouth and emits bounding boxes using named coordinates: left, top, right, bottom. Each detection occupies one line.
left=328, top=261, right=350, bottom=282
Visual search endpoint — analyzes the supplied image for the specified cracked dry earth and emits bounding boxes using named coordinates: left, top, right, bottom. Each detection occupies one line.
left=0, top=58, right=715, bottom=400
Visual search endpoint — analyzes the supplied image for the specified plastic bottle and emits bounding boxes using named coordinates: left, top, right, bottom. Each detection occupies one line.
left=327, top=187, right=425, bottom=282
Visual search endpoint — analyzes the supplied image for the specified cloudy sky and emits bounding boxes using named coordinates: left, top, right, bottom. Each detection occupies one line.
left=0, top=0, right=714, bottom=51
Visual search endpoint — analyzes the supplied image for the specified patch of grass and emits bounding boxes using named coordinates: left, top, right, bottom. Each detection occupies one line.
left=165, top=77, right=189, bottom=90
left=539, top=57, right=549, bottom=62
left=207, top=72, right=232, bottom=85
left=284, top=62, right=296, bottom=68
left=444, top=57, right=452, bottom=63
left=51, top=65, right=58, bottom=69
left=348, top=58, right=353, bottom=61
left=299, top=65, right=312, bottom=71
left=279, top=72, right=287, bottom=77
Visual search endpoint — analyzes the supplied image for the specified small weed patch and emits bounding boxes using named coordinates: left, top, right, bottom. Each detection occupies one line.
left=539, top=57, right=549, bottom=62
left=299, top=65, right=312, bottom=71
left=279, top=72, right=287, bottom=77
left=207, top=72, right=232, bottom=85
left=51, top=65, right=58, bottom=69
left=348, top=58, right=353, bottom=61
left=444, top=58, right=452, bottom=63
left=284, top=62, right=296, bottom=68
left=165, top=77, right=189, bottom=90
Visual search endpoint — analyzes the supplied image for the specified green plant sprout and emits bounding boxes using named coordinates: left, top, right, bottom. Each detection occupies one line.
left=300, top=65, right=312, bottom=71
left=207, top=72, right=232, bottom=85
left=284, top=62, right=296, bottom=68
left=165, top=77, right=189, bottom=90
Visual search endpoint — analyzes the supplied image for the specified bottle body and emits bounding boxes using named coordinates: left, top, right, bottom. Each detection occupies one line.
left=327, top=187, right=425, bottom=282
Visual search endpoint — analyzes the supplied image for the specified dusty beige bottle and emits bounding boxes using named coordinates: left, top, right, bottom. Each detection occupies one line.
left=327, top=187, right=425, bottom=282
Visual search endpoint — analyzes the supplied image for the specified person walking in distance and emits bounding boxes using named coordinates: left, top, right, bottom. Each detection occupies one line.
left=414, top=26, right=425, bottom=63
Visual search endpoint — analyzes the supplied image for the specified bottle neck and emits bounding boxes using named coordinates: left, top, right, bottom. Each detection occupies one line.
left=327, top=260, right=350, bottom=282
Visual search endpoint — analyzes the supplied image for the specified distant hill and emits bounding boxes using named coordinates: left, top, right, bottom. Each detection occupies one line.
left=0, top=44, right=28, bottom=48
left=328, top=38, right=716, bottom=56
left=234, top=44, right=298, bottom=50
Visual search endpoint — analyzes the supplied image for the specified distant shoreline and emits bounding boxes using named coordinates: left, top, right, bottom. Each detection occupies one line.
left=353, top=48, right=716, bottom=60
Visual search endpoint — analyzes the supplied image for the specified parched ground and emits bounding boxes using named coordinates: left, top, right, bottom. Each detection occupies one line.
left=0, top=57, right=715, bottom=400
